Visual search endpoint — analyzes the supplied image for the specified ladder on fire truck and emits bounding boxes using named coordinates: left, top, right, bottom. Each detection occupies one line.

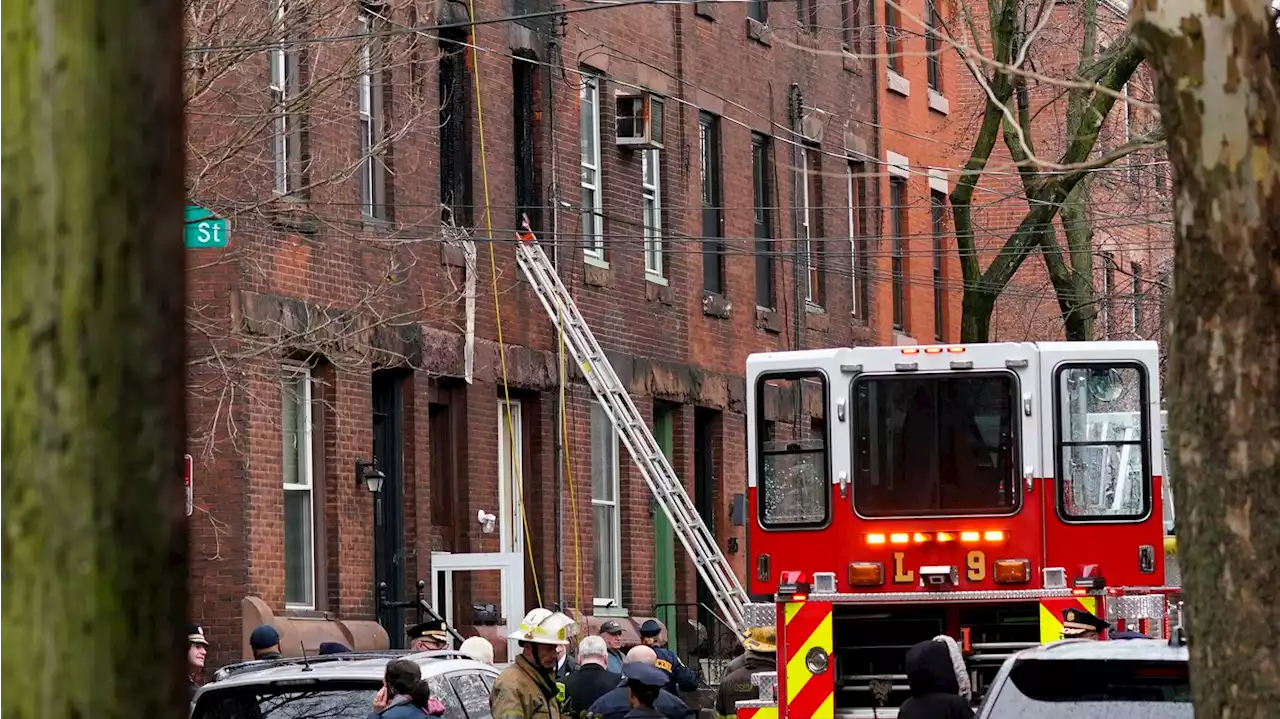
left=513, top=221, right=752, bottom=636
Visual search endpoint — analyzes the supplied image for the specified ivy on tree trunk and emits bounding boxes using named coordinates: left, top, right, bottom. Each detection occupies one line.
left=1, top=0, right=188, bottom=714
left=1132, top=0, right=1280, bottom=715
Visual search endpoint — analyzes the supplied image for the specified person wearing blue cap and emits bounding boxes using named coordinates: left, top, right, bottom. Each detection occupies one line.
left=620, top=663, right=669, bottom=719
left=319, top=641, right=352, bottom=655
left=249, top=625, right=283, bottom=660
left=637, top=620, right=697, bottom=697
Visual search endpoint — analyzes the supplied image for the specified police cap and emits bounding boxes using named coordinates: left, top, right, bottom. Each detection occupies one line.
left=638, top=619, right=663, bottom=638
left=624, top=663, right=669, bottom=689
left=1061, top=607, right=1109, bottom=634
left=407, top=619, right=449, bottom=641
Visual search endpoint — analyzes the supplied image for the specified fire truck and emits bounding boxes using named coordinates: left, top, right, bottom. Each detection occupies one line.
left=737, top=340, right=1181, bottom=719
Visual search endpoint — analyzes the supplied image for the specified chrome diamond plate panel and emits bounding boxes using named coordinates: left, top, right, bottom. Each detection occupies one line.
left=743, top=602, right=776, bottom=629
left=750, top=671, right=777, bottom=702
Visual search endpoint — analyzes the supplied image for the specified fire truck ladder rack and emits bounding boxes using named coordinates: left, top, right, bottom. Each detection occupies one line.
left=514, top=222, right=751, bottom=637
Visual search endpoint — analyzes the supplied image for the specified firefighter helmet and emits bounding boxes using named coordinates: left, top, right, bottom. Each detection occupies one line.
left=510, top=608, right=578, bottom=645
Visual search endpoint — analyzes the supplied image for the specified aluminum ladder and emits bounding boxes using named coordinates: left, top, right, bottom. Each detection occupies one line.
left=513, top=221, right=751, bottom=636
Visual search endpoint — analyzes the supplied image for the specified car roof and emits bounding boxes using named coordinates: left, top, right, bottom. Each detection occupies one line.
left=1014, top=638, right=1189, bottom=662
left=198, top=650, right=498, bottom=693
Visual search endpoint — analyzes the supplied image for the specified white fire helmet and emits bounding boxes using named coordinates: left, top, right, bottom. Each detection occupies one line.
left=510, top=608, right=579, bottom=646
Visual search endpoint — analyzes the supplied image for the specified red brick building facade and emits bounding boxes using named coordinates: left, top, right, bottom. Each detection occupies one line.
left=184, top=0, right=885, bottom=667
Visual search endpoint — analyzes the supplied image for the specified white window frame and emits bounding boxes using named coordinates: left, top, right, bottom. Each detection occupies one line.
left=580, top=76, right=604, bottom=260
left=846, top=164, right=858, bottom=316
left=590, top=402, right=622, bottom=608
left=270, top=0, right=291, bottom=195
left=497, top=399, right=524, bottom=557
left=357, top=11, right=375, bottom=217
left=642, top=149, right=663, bottom=279
left=282, top=363, right=315, bottom=609
left=799, top=148, right=817, bottom=305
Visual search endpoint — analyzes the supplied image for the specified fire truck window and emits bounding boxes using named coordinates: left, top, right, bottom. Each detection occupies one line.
left=852, top=373, right=1018, bottom=517
left=756, top=373, right=829, bottom=528
left=1058, top=365, right=1149, bottom=520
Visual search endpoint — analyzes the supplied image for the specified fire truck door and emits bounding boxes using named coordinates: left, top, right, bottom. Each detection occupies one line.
left=1038, top=342, right=1166, bottom=588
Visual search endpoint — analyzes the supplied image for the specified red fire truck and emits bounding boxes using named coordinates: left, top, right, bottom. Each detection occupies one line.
left=737, top=340, right=1181, bottom=719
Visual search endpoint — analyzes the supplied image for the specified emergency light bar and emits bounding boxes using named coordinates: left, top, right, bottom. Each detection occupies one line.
left=866, top=530, right=1008, bottom=545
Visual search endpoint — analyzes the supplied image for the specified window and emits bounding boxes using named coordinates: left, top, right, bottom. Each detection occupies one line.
left=439, top=31, right=473, bottom=226
left=282, top=365, right=314, bottom=608
left=798, top=0, right=818, bottom=30
left=755, top=373, right=830, bottom=528
left=890, top=177, right=907, bottom=331
left=925, top=0, right=942, bottom=91
left=931, top=191, right=947, bottom=341
left=800, top=147, right=824, bottom=307
left=270, top=0, right=304, bottom=195
left=513, top=56, right=542, bottom=231
left=848, top=161, right=870, bottom=318
left=1124, top=84, right=1135, bottom=178
left=425, top=676, right=466, bottom=719
left=1131, top=262, right=1142, bottom=333
left=753, top=134, right=775, bottom=308
left=1100, top=252, right=1116, bottom=339
left=643, top=149, right=663, bottom=278
left=1057, top=364, right=1151, bottom=521
left=699, top=112, right=725, bottom=294
left=192, top=681, right=381, bottom=719
left=841, top=0, right=861, bottom=52
left=885, top=0, right=903, bottom=73
left=497, top=400, right=524, bottom=555
left=448, top=673, right=493, bottom=719
left=747, top=0, right=766, bottom=22
left=580, top=75, right=604, bottom=259
left=984, top=659, right=1192, bottom=718
left=357, top=9, right=387, bottom=219
left=591, top=402, right=622, bottom=606
left=853, top=374, right=1020, bottom=517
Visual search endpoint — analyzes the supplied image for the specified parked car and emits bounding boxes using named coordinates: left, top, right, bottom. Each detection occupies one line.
left=191, top=650, right=498, bottom=719
left=976, top=638, right=1192, bottom=719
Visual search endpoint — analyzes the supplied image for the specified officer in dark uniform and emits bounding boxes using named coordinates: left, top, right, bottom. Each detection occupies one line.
left=1061, top=606, right=1111, bottom=640
left=638, top=619, right=698, bottom=696
left=621, top=663, right=671, bottom=719
left=407, top=618, right=451, bottom=651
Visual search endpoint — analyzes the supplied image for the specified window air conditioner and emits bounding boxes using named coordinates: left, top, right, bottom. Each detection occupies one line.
left=615, top=91, right=664, bottom=150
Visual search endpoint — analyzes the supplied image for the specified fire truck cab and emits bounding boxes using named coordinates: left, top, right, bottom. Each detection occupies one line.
left=740, top=341, right=1176, bottom=718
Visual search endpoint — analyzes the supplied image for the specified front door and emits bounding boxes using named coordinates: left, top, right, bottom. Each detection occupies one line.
left=652, top=403, right=677, bottom=654
left=372, top=371, right=407, bottom=645
left=430, top=397, right=527, bottom=660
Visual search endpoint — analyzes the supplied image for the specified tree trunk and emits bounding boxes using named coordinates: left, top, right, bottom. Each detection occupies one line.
left=1, top=0, right=188, bottom=714
left=1132, top=1, right=1280, bottom=716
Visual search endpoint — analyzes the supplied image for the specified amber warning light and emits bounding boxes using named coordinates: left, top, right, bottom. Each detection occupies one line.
left=868, top=530, right=1007, bottom=545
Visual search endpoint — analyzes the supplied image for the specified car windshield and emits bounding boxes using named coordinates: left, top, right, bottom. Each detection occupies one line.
left=984, top=659, right=1193, bottom=719
left=193, top=680, right=379, bottom=719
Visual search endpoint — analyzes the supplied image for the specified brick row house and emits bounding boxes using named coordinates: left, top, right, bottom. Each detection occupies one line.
left=183, top=0, right=1171, bottom=667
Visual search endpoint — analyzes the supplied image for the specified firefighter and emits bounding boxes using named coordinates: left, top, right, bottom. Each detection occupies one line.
left=638, top=620, right=698, bottom=696
left=491, top=608, right=578, bottom=719
left=714, top=627, right=777, bottom=719
left=1061, top=607, right=1111, bottom=640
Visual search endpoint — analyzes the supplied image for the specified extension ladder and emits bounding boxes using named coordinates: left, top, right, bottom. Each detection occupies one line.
left=514, top=221, right=751, bottom=637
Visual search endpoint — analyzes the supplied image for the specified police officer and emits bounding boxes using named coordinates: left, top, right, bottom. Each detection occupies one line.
left=407, top=619, right=451, bottom=651
left=1061, top=607, right=1110, bottom=640
left=638, top=620, right=697, bottom=696
left=620, top=664, right=671, bottom=719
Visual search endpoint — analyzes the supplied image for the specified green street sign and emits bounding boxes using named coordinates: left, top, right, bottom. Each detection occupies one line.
left=185, top=205, right=230, bottom=248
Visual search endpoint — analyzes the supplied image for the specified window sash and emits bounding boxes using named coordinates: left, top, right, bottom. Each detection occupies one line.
left=590, top=402, right=621, bottom=606
left=282, top=364, right=314, bottom=608
left=753, top=135, right=774, bottom=308
left=580, top=77, right=604, bottom=256
left=931, top=192, right=946, bottom=341
left=643, top=149, right=662, bottom=276
left=891, top=179, right=906, bottom=330
left=699, top=113, right=724, bottom=293
left=925, top=0, right=941, bottom=91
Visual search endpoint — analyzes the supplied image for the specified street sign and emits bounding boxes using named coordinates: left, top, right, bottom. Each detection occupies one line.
left=185, top=453, right=194, bottom=517
left=185, top=205, right=230, bottom=248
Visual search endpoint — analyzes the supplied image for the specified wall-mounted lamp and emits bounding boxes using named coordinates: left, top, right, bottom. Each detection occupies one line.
left=355, top=457, right=386, bottom=494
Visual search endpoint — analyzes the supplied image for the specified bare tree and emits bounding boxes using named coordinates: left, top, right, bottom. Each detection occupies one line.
left=1132, top=0, right=1280, bottom=714
left=946, top=0, right=1165, bottom=341
left=2, top=0, right=188, bottom=715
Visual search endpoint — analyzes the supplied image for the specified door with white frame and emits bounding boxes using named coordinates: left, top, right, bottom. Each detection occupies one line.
left=430, top=398, right=527, bottom=661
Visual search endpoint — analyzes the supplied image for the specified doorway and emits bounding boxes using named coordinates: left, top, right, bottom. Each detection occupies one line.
left=693, top=408, right=719, bottom=637
left=372, top=371, right=407, bottom=645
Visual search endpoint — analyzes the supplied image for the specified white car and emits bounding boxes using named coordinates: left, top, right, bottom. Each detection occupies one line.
left=191, top=649, right=499, bottom=719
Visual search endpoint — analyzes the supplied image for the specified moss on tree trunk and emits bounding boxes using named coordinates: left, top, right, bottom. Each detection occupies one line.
left=1133, top=0, right=1280, bottom=714
left=1, top=0, right=188, bottom=713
